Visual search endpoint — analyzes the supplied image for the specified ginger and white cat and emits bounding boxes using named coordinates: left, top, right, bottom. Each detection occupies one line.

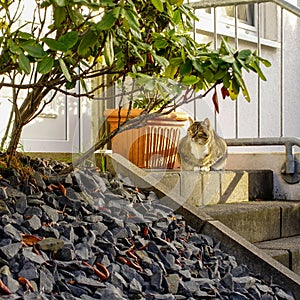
left=178, top=118, right=227, bottom=171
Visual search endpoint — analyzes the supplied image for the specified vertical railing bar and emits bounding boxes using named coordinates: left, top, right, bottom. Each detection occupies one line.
left=234, top=5, right=239, bottom=138
left=257, top=3, right=261, bottom=138
left=193, top=9, right=197, bottom=121
left=213, top=6, right=217, bottom=131
left=280, top=7, right=284, bottom=137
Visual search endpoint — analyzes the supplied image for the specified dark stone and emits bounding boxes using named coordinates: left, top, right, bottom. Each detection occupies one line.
left=34, top=171, right=47, bottom=191
left=38, top=226, right=60, bottom=238
left=75, top=275, right=106, bottom=288
left=42, top=204, right=59, bottom=223
left=24, top=206, right=43, bottom=219
left=23, top=214, right=42, bottom=231
left=0, top=186, right=8, bottom=199
left=2, top=275, right=20, bottom=293
left=66, top=283, right=90, bottom=297
left=0, top=242, right=22, bottom=260
left=164, top=274, right=180, bottom=294
left=22, top=248, right=46, bottom=265
left=98, top=283, right=125, bottom=300
left=40, top=267, right=55, bottom=293
left=0, top=200, right=10, bottom=215
left=75, top=243, right=91, bottom=260
left=3, top=224, right=22, bottom=241
left=18, top=261, right=39, bottom=280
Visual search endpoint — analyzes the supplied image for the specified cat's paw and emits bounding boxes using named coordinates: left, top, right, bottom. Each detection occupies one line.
left=200, top=166, right=210, bottom=172
left=194, top=166, right=210, bottom=172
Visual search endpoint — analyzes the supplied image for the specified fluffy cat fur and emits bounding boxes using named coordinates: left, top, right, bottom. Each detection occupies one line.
left=178, top=118, right=227, bottom=171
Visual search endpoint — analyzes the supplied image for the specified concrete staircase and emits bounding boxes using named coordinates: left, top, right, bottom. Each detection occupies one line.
left=149, top=169, right=300, bottom=275
left=202, top=201, right=300, bottom=275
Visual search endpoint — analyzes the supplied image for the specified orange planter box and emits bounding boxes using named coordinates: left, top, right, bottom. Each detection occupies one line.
left=104, top=109, right=188, bottom=169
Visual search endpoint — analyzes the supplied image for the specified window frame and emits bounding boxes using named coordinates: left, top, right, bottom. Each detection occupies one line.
left=193, top=3, right=280, bottom=48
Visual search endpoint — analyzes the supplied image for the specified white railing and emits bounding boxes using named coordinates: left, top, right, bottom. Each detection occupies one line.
left=187, top=0, right=300, bottom=183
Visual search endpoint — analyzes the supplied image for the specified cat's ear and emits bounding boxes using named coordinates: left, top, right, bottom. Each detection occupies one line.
left=203, top=118, right=211, bottom=129
left=188, top=117, right=194, bottom=126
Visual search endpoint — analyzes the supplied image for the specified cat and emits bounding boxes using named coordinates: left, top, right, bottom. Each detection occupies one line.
left=178, top=117, right=227, bottom=171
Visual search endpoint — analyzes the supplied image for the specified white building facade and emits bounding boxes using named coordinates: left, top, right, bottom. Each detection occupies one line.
left=0, top=0, right=299, bottom=198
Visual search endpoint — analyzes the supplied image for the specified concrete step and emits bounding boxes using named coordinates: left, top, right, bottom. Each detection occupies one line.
left=148, top=169, right=273, bottom=205
left=201, top=201, right=300, bottom=243
left=202, top=201, right=300, bottom=275
left=255, top=235, right=300, bottom=275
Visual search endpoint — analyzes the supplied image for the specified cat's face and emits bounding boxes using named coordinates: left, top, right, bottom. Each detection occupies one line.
left=187, top=118, right=212, bottom=145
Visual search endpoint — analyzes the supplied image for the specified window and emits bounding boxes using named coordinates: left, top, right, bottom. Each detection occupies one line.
left=214, top=5, right=255, bottom=26
left=204, top=4, right=255, bottom=30
left=194, top=3, right=280, bottom=48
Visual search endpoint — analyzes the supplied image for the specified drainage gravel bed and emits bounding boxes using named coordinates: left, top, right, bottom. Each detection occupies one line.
left=0, top=157, right=295, bottom=299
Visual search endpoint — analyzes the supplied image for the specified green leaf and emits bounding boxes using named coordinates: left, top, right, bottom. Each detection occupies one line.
left=169, top=57, right=183, bottom=66
left=154, top=37, right=168, bottom=49
left=80, top=78, right=88, bottom=94
left=181, top=75, right=199, bottom=85
left=53, top=0, right=67, bottom=7
left=8, top=39, right=21, bottom=54
left=54, top=6, right=66, bottom=28
left=164, top=64, right=178, bottom=78
left=192, top=59, right=203, bottom=73
left=18, top=52, right=31, bottom=74
left=203, top=69, right=214, bottom=83
left=257, top=56, right=272, bottom=68
left=238, top=49, right=252, bottom=60
left=179, top=59, right=192, bottom=76
left=78, top=30, right=97, bottom=57
left=37, top=56, right=54, bottom=74
left=17, top=31, right=33, bottom=39
left=222, top=72, right=231, bottom=89
left=124, top=9, right=140, bottom=34
left=58, top=32, right=78, bottom=50
left=22, top=44, right=46, bottom=58
left=221, top=55, right=235, bottom=63
left=242, top=85, right=251, bottom=102
left=43, top=38, right=68, bottom=52
left=232, top=61, right=242, bottom=77
left=96, top=11, right=117, bottom=31
left=231, top=78, right=240, bottom=94
left=214, top=68, right=227, bottom=80
left=152, top=53, right=169, bottom=68
left=250, top=61, right=267, bottom=81
left=59, top=58, right=72, bottom=82
left=172, top=9, right=181, bottom=24
left=103, top=32, right=114, bottom=66
left=151, top=0, right=164, bottom=12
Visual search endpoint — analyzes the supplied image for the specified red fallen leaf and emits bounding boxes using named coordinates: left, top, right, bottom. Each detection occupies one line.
left=58, top=182, right=67, bottom=196
left=142, top=226, right=148, bottom=237
left=117, top=256, right=128, bottom=264
left=21, top=234, right=42, bottom=246
left=82, top=261, right=107, bottom=281
left=95, top=262, right=110, bottom=279
left=18, top=277, right=34, bottom=292
left=221, top=85, right=229, bottom=99
left=212, top=90, right=219, bottom=113
left=0, top=278, right=12, bottom=294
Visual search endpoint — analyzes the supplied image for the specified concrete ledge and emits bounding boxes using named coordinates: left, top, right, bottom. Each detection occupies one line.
left=255, top=235, right=300, bottom=275
left=148, top=170, right=249, bottom=205
left=202, top=202, right=282, bottom=243
left=201, top=201, right=300, bottom=243
left=107, top=153, right=300, bottom=297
